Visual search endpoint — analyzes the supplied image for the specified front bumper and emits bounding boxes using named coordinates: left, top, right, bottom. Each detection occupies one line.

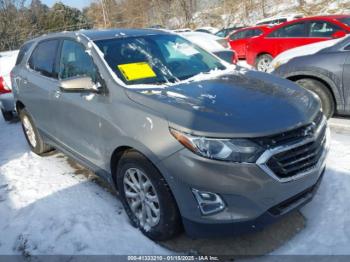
left=183, top=168, right=325, bottom=237
left=158, top=118, right=329, bottom=237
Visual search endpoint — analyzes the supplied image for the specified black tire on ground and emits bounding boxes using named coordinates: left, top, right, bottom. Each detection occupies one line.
left=296, top=78, right=335, bottom=118
left=19, top=108, right=53, bottom=155
left=116, top=150, right=182, bottom=240
left=255, top=54, right=273, bottom=72
left=1, top=109, right=14, bottom=122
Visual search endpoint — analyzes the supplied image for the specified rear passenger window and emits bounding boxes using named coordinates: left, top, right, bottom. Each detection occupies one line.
left=16, top=42, right=33, bottom=65
left=59, top=40, right=98, bottom=81
left=229, top=31, right=246, bottom=40
left=28, top=40, right=59, bottom=78
left=252, top=29, right=263, bottom=37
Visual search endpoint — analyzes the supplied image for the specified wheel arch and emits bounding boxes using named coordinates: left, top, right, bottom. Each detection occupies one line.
left=110, top=146, right=133, bottom=186
left=255, top=52, right=273, bottom=62
left=287, top=73, right=341, bottom=113
left=109, top=143, right=164, bottom=188
left=15, top=100, right=25, bottom=113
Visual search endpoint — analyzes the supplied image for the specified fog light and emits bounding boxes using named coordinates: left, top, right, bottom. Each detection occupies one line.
left=192, top=189, right=226, bottom=215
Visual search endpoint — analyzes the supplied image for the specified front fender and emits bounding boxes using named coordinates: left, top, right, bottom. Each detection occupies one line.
left=276, top=67, right=344, bottom=112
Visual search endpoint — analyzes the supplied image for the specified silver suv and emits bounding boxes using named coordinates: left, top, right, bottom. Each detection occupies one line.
left=11, top=29, right=330, bottom=240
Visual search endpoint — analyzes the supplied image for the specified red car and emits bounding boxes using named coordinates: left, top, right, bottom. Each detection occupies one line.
left=0, top=76, right=10, bottom=94
left=227, top=26, right=271, bottom=59
left=246, top=15, right=350, bottom=71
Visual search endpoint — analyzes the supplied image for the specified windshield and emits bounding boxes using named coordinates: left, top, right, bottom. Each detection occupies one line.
left=94, top=34, right=226, bottom=85
left=338, top=17, right=350, bottom=27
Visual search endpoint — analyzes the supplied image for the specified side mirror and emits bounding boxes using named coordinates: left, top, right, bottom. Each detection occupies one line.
left=59, top=76, right=102, bottom=93
left=332, top=31, right=346, bottom=39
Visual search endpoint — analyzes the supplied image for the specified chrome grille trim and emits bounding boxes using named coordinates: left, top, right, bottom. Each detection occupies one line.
left=256, top=116, right=330, bottom=183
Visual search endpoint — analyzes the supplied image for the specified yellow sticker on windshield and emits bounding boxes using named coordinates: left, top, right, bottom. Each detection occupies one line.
left=117, top=62, right=156, bottom=81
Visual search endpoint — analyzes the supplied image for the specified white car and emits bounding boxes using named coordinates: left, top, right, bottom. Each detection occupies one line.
left=0, top=50, right=19, bottom=121
left=173, top=28, right=192, bottom=33
left=195, top=26, right=219, bottom=34
left=180, top=31, right=237, bottom=64
left=256, top=14, right=303, bottom=26
left=268, top=36, right=346, bottom=73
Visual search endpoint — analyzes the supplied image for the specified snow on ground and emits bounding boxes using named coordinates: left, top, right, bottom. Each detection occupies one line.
left=273, top=129, right=350, bottom=255
left=0, top=117, right=169, bottom=255
left=1, top=114, right=350, bottom=256
left=237, top=60, right=254, bottom=70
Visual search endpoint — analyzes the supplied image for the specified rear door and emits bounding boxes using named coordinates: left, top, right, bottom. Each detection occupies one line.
left=265, top=22, right=308, bottom=56
left=20, top=39, right=60, bottom=135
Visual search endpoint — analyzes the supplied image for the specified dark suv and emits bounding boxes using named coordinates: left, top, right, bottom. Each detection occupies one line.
left=12, top=29, right=329, bottom=240
left=273, top=35, right=350, bottom=118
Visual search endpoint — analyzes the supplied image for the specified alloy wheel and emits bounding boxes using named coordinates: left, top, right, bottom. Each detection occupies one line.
left=123, top=168, right=160, bottom=230
left=257, top=57, right=272, bottom=72
left=22, top=116, right=37, bottom=148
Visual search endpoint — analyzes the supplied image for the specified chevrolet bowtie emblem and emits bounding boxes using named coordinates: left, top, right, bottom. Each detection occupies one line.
left=303, top=122, right=316, bottom=137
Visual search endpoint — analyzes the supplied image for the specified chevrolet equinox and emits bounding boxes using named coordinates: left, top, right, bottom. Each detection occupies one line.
left=11, top=29, right=330, bottom=240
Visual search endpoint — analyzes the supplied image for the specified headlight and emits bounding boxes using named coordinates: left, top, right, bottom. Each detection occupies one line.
left=170, top=129, right=264, bottom=163
left=272, top=61, right=281, bottom=71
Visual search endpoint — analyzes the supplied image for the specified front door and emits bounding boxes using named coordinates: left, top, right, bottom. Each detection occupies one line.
left=53, top=39, right=107, bottom=167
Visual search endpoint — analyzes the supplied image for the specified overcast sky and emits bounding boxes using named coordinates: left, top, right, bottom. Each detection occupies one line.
left=42, top=0, right=91, bottom=10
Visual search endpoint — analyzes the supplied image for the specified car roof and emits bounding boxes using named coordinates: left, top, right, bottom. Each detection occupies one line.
left=236, top=25, right=270, bottom=31
left=81, top=28, right=171, bottom=41
left=276, top=14, right=350, bottom=24
left=31, top=28, right=172, bottom=43
left=256, top=14, right=302, bottom=22
left=261, top=15, right=350, bottom=35
left=227, top=25, right=270, bottom=37
left=181, top=31, right=220, bottom=40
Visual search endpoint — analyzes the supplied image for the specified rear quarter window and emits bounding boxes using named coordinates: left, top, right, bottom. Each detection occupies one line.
left=309, top=21, right=341, bottom=37
left=16, top=42, right=34, bottom=65
left=28, top=40, right=59, bottom=78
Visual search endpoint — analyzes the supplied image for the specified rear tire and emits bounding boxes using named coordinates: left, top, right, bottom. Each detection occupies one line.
left=116, top=150, right=182, bottom=240
left=1, top=109, right=13, bottom=122
left=19, top=109, right=53, bottom=155
left=296, top=78, right=335, bottom=118
left=256, top=54, right=273, bottom=72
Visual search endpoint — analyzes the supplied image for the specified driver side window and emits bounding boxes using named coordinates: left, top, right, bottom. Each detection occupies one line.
left=59, top=40, right=98, bottom=81
left=230, top=31, right=245, bottom=40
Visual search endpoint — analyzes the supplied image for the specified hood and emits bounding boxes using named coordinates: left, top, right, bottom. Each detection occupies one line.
left=126, top=69, right=320, bottom=137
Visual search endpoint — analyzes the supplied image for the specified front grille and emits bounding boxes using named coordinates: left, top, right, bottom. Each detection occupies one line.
left=266, top=123, right=326, bottom=179
left=254, top=111, right=324, bottom=148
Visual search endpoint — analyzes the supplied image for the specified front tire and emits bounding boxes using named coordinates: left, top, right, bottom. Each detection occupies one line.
left=296, top=78, right=335, bottom=118
left=116, top=150, right=182, bottom=240
left=256, top=54, right=273, bottom=72
left=19, top=109, right=53, bottom=155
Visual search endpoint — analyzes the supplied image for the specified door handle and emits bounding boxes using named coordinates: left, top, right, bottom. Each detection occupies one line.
left=54, top=90, right=61, bottom=98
